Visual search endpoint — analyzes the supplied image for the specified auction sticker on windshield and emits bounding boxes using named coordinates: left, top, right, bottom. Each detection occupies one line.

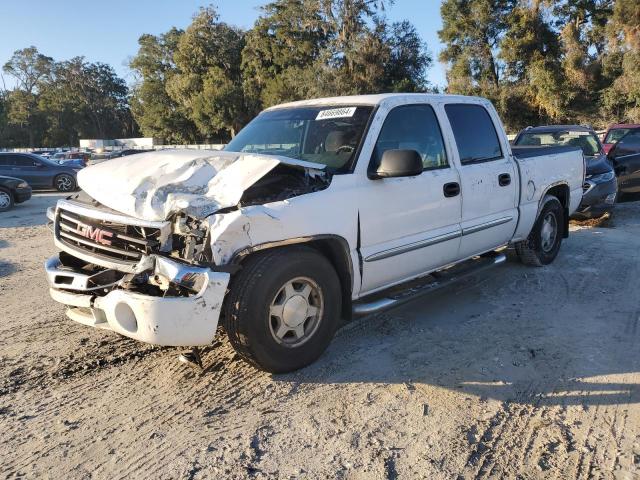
left=316, top=107, right=357, bottom=120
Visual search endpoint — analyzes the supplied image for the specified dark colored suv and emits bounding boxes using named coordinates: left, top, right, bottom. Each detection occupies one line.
left=513, top=125, right=617, bottom=218
left=0, top=152, right=80, bottom=192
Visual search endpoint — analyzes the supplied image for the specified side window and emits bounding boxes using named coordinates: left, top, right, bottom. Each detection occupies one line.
left=445, top=104, right=503, bottom=165
left=372, top=105, right=448, bottom=171
left=14, top=155, right=39, bottom=167
left=0, top=155, right=13, bottom=166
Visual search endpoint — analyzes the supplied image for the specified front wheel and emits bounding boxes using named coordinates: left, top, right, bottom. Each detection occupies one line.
left=0, top=187, right=14, bottom=212
left=223, top=246, right=342, bottom=373
left=516, top=195, right=564, bottom=267
left=54, top=174, right=76, bottom=192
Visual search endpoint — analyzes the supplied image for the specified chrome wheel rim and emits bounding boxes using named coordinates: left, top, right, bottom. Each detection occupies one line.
left=57, top=175, right=73, bottom=191
left=0, top=191, right=10, bottom=209
left=540, top=212, right=557, bottom=253
left=269, top=276, right=324, bottom=347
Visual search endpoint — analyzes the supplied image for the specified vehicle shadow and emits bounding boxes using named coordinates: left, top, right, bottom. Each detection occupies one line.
left=0, top=260, right=18, bottom=278
left=273, top=239, right=640, bottom=407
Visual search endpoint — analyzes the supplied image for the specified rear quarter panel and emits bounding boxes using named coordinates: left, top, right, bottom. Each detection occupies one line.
left=512, top=150, right=584, bottom=242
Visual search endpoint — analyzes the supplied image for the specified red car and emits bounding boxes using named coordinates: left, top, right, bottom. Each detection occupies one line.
left=602, top=123, right=640, bottom=154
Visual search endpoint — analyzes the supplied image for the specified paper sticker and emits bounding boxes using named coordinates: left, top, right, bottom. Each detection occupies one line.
left=316, top=107, right=357, bottom=121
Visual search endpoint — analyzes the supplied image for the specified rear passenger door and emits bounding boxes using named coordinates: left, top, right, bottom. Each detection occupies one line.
left=443, top=103, right=518, bottom=258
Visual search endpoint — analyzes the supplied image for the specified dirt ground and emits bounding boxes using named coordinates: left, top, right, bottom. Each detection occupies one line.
left=1, top=193, right=640, bottom=480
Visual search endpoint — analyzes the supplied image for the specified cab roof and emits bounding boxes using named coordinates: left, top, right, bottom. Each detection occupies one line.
left=266, top=93, right=490, bottom=111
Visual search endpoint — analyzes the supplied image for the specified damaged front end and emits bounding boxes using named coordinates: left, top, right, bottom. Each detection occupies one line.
left=45, top=150, right=331, bottom=346
left=45, top=198, right=230, bottom=346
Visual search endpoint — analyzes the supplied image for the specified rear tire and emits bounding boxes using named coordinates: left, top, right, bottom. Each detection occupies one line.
left=223, top=246, right=342, bottom=373
left=0, top=187, right=14, bottom=212
left=54, top=174, right=76, bottom=192
left=516, top=195, right=564, bottom=267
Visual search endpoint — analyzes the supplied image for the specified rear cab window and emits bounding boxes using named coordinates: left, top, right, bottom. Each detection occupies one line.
left=444, top=104, right=503, bottom=165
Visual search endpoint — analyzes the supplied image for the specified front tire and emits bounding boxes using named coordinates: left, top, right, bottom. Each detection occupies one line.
left=516, top=195, right=564, bottom=267
left=54, top=174, right=76, bottom=192
left=0, top=187, right=14, bottom=212
left=223, top=246, right=342, bottom=373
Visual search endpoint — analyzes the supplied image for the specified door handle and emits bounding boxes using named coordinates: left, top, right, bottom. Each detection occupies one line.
left=443, top=182, right=460, bottom=198
left=498, top=173, right=511, bottom=186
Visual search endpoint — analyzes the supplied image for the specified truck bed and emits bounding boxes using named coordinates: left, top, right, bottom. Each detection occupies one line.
left=512, top=145, right=582, bottom=159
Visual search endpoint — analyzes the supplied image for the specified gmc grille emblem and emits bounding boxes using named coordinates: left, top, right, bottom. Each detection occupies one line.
left=76, top=222, right=114, bottom=246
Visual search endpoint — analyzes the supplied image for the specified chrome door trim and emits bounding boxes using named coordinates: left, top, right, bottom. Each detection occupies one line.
left=461, top=216, right=514, bottom=236
left=364, top=229, right=461, bottom=262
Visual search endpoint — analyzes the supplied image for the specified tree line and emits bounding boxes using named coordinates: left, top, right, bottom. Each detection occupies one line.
left=440, top=0, right=639, bottom=132
left=0, top=48, right=137, bottom=148
left=0, top=0, right=638, bottom=148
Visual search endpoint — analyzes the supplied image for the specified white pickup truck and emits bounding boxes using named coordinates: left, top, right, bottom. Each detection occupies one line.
left=45, top=94, right=584, bottom=372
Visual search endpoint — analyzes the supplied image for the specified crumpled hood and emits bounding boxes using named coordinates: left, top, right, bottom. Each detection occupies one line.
left=585, top=154, right=614, bottom=176
left=77, top=149, right=322, bottom=221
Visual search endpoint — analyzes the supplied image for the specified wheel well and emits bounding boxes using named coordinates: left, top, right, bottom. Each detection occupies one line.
left=544, top=184, right=570, bottom=238
left=234, top=237, right=354, bottom=321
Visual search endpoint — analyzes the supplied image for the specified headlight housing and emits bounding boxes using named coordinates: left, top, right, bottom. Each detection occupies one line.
left=587, top=171, right=615, bottom=183
left=17, top=181, right=29, bottom=188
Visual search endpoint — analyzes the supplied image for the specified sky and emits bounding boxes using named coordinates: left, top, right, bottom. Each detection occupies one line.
left=0, top=0, right=447, bottom=89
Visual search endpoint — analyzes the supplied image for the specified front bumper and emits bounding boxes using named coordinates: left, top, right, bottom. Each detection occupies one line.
left=15, top=186, right=32, bottom=203
left=574, top=176, right=618, bottom=218
left=45, top=255, right=230, bottom=346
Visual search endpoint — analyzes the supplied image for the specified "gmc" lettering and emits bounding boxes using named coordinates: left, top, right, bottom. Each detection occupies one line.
left=76, top=223, right=114, bottom=246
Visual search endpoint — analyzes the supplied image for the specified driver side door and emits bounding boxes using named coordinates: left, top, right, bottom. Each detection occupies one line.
left=358, top=104, right=463, bottom=295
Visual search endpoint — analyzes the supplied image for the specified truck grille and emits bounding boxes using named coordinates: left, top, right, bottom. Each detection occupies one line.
left=55, top=207, right=162, bottom=264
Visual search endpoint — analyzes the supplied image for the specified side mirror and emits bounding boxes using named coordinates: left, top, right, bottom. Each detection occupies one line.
left=607, top=145, right=617, bottom=161
left=370, top=149, right=423, bottom=180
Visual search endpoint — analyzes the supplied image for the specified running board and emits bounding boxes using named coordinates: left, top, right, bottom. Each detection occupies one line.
left=352, top=252, right=507, bottom=316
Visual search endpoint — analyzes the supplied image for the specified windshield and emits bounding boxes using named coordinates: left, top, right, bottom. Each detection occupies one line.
left=226, top=106, right=374, bottom=171
left=604, top=128, right=632, bottom=144
left=515, top=130, right=601, bottom=156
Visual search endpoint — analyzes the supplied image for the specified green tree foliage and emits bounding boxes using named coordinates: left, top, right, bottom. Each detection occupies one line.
left=168, top=7, right=247, bottom=138
left=129, top=1, right=431, bottom=141
left=440, top=0, right=639, bottom=131
left=602, top=0, right=640, bottom=121
left=242, top=0, right=330, bottom=107
left=1, top=47, right=135, bottom=147
left=129, top=29, right=199, bottom=144
left=243, top=0, right=431, bottom=107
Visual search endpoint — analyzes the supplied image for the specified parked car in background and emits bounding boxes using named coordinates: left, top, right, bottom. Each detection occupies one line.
left=0, top=153, right=80, bottom=192
left=602, top=124, right=640, bottom=154
left=30, top=149, right=57, bottom=158
left=0, top=175, right=32, bottom=212
left=607, top=127, right=640, bottom=197
left=107, top=149, right=153, bottom=159
left=45, top=93, right=584, bottom=373
left=513, top=125, right=616, bottom=218
left=51, top=151, right=89, bottom=167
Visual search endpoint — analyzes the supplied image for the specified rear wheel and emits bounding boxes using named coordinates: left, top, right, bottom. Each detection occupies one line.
left=223, top=246, right=342, bottom=373
left=0, top=188, right=14, bottom=212
left=516, top=195, right=564, bottom=266
left=55, top=174, right=76, bottom=192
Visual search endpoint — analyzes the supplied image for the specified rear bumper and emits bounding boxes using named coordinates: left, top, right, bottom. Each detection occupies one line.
left=45, top=255, right=230, bottom=346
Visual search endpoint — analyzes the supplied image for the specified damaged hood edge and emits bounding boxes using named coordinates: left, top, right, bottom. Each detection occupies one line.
left=77, top=149, right=326, bottom=222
